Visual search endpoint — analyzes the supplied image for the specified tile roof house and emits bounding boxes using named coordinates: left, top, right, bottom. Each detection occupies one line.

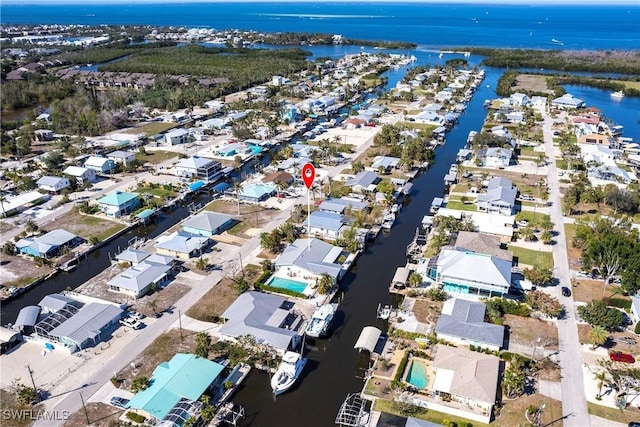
left=16, top=229, right=80, bottom=258
left=345, top=171, right=380, bottom=193
left=108, top=257, right=173, bottom=298
left=181, top=211, right=233, bottom=237
left=302, top=210, right=347, bottom=241
left=428, top=248, right=512, bottom=297
left=475, top=177, right=517, bottom=216
left=174, top=156, right=223, bottom=182
left=84, top=156, right=115, bottom=173
left=432, top=345, right=500, bottom=419
left=127, top=353, right=225, bottom=425
left=63, top=166, right=96, bottom=183
left=97, top=191, right=140, bottom=217
left=36, top=176, right=70, bottom=193
left=274, top=238, right=345, bottom=283
left=219, top=291, right=301, bottom=354
left=435, top=299, right=505, bottom=351
left=155, top=231, right=209, bottom=260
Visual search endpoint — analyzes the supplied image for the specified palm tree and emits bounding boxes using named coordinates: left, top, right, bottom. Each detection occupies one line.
left=233, top=180, right=243, bottom=215
left=594, top=371, right=607, bottom=399
left=588, top=325, right=608, bottom=350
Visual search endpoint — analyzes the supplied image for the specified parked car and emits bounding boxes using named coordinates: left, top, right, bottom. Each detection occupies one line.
left=561, top=287, right=572, bottom=297
left=127, top=311, right=145, bottom=321
left=610, top=351, right=635, bottom=364
left=110, top=396, right=129, bottom=409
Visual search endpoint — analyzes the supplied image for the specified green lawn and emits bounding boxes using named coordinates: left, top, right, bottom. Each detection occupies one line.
left=509, top=245, right=553, bottom=269
left=400, top=122, right=438, bottom=131
left=587, top=401, right=640, bottom=424
left=125, top=122, right=179, bottom=136
left=556, top=159, right=568, bottom=170
left=136, top=150, right=179, bottom=165
left=515, top=211, right=551, bottom=227
left=373, top=399, right=489, bottom=427
left=444, top=200, right=477, bottom=212
left=74, top=215, right=127, bottom=241
left=611, top=80, right=640, bottom=91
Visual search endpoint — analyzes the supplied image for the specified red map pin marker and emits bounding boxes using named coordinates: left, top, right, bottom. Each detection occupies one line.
left=301, top=163, right=315, bottom=190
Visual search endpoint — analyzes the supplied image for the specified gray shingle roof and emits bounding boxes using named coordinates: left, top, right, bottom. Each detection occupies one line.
left=454, top=231, right=513, bottom=261
left=345, top=171, right=379, bottom=189
left=435, top=299, right=504, bottom=348
left=219, top=291, right=297, bottom=351
left=275, top=238, right=343, bottom=278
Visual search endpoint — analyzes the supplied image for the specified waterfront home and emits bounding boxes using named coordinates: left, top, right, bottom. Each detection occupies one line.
left=431, top=345, right=500, bottom=421
left=114, top=247, right=153, bottom=266
left=127, top=353, right=226, bottom=425
left=214, top=142, right=252, bottom=158
left=97, top=191, right=140, bottom=217
left=219, top=291, right=302, bottom=355
left=164, top=128, right=189, bottom=145
left=155, top=231, right=209, bottom=260
left=509, top=92, right=529, bottom=107
left=107, top=150, right=136, bottom=165
left=413, top=111, right=446, bottom=127
left=202, top=117, right=231, bottom=130
left=319, top=197, right=369, bottom=215
left=262, top=171, right=294, bottom=187
left=302, top=210, right=347, bottom=241
left=31, top=293, right=123, bottom=353
left=475, top=147, right=513, bottom=168
left=174, top=156, right=223, bottom=182
left=456, top=148, right=473, bottom=162
left=488, top=126, right=515, bottom=148
left=435, top=209, right=515, bottom=240
left=426, top=248, right=512, bottom=297
left=84, top=156, right=116, bottom=173
left=474, top=177, right=517, bottom=216
left=276, top=157, right=310, bottom=174
left=108, top=257, right=173, bottom=298
left=16, top=229, right=80, bottom=258
left=551, top=93, right=585, bottom=110
left=435, top=299, right=505, bottom=351
left=182, top=211, right=233, bottom=237
left=63, top=166, right=96, bottom=184
left=238, top=183, right=277, bottom=203
left=36, top=175, right=70, bottom=193
left=274, top=238, right=345, bottom=284
left=578, top=133, right=614, bottom=146
left=530, top=96, right=547, bottom=111
left=345, top=171, right=380, bottom=193
left=371, top=156, right=400, bottom=173
left=453, top=231, right=513, bottom=262
left=580, top=144, right=635, bottom=184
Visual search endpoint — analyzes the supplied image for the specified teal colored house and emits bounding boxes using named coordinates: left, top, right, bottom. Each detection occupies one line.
left=97, top=191, right=140, bottom=217
left=238, top=183, right=276, bottom=203
left=127, top=353, right=225, bottom=426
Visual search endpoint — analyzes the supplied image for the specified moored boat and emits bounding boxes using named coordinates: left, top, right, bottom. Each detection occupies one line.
left=271, top=351, right=307, bottom=396
left=611, top=90, right=625, bottom=99
left=381, top=213, right=395, bottom=230
left=305, top=303, right=338, bottom=338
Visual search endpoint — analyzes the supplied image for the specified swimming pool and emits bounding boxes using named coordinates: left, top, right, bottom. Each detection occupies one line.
left=406, top=360, right=428, bottom=389
left=267, top=276, right=308, bottom=294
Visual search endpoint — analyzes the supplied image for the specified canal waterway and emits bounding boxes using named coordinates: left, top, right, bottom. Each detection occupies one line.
left=230, top=68, right=502, bottom=427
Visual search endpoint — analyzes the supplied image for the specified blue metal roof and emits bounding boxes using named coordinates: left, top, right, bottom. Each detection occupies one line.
left=212, top=182, right=229, bottom=193
left=189, top=181, right=205, bottom=191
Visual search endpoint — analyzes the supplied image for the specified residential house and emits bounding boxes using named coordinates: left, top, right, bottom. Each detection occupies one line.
left=274, top=238, right=345, bottom=284
left=84, top=156, right=116, bottom=174
left=97, top=191, right=140, bottom=217
left=63, top=166, right=96, bottom=184
left=34, top=129, right=54, bottom=141
left=108, top=257, right=173, bottom=298
left=182, top=211, right=233, bottom=237
left=238, top=183, right=276, bottom=203
left=530, top=96, right=547, bottom=111
left=475, top=147, right=513, bottom=168
left=165, top=128, right=189, bottom=145
left=413, top=111, right=446, bottom=126
left=551, top=93, right=585, bottom=109
left=456, top=148, right=473, bottom=162
left=578, top=133, right=615, bottom=146
left=302, top=211, right=347, bottom=241
left=214, top=143, right=252, bottom=157
left=371, top=156, right=400, bottom=173
left=107, top=150, right=136, bottom=165
left=475, top=177, right=517, bottom=216
left=432, top=345, right=500, bottom=421
left=262, top=171, right=294, bottom=187
left=219, top=291, right=301, bottom=354
left=174, top=156, right=223, bottom=182
left=16, top=229, right=80, bottom=258
left=127, top=353, right=226, bottom=426
left=489, top=126, right=515, bottom=148
left=509, top=92, right=529, bottom=107
left=36, top=176, right=70, bottom=193
left=427, top=248, right=512, bottom=297
left=319, top=198, right=369, bottom=215
left=453, top=231, right=513, bottom=262
left=155, top=231, right=209, bottom=260
left=345, top=171, right=380, bottom=193
left=114, top=248, right=152, bottom=266
left=435, top=299, right=505, bottom=351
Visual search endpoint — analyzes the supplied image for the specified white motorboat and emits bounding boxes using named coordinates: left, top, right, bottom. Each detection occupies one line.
left=377, top=304, right=392, bottom=320
left=305, top=303, right=338, bottom=338
left=611, top=91, right=625, bottom=99
left=271, top=351, right=307, bottom=396
left=381, top=213, right=395, bottom=230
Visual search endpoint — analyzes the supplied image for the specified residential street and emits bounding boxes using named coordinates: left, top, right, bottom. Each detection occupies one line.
left=542, top=113, right=590, bottom=426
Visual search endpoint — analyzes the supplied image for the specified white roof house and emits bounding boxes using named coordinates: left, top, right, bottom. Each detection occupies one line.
left=108, top=259, right=173, bottom=298
left=63, top=166, right=96, bottom=183
left=551, top=93, right=585, bottom=109
left=165, top=128, right=189, bottom=145
left=475, top=177, right=517, bottom=216
left=274, top=238, right=344, bottom=281
left=84, top=156, right=115, bottom=173
left=36, top=176, right=70, bottom=193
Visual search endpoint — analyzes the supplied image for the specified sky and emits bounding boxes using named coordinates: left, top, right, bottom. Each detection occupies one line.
left=2, top=0, right=639, bottom=4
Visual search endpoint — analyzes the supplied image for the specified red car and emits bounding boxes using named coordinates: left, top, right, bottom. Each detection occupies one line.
left=610, top=351, right=635, bottom=364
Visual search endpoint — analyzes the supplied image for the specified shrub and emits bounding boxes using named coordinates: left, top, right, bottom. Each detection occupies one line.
left=125, top=412, right=147, bottom=423
left=426, top=287, right=447, bottom=301
left=577, top=299, right=624, bottom=331
left=635, top=322, right=640, bottom=335
left=393, top=350, right=410, bottom=384
left=484, top=297, right=531, bottom=318
left=526, top=290, right=563, bottom=318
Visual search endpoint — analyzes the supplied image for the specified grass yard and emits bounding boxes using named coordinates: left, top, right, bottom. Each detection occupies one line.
left=373, top=399, right=489, bottom=427
left=508, top=245, right=553, bottom=269
left=400, top=122, right=438, bottom=131
left=444, top=200, right=476, bottom=212
left=588, top=401, right=640, bottom=424
left=51, top=211, right=126, bottom=241
left=125, top=122, right=180, bottom=136
left=514, top=211, right=551, bottom=227
left=495, top=395, right=563, bottom=427
left=136, top=149, right=179, bottom=164
left=563, top=222, right=583, bottom=266
left=612, top=80, right=640, bottom=91
left=64, top=402, right=123, bottom=427
left=134, top=185, right=177, bottom=200
left=185, top=278, right=238, bottom=322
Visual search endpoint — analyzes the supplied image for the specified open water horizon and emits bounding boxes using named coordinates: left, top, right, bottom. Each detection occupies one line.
left=2, top=2, right=639, bottom=50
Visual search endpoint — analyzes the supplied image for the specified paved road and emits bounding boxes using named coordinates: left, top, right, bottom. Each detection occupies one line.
left=541, top=113, right=590, bottom=426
